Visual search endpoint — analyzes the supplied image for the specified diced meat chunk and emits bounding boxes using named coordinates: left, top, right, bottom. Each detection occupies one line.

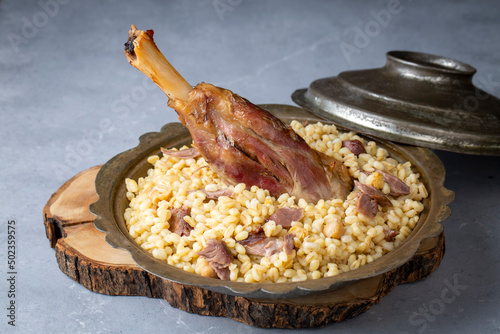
left=384, top=229, right=399, bottom=242
left=168, top=206, right=192, bottom=236
left=197, top=239, right=234, bottom=280
left=342, top=139, right=366, bottom=155
left=238, top=231, right=295, bottom=257
left=197, top=239, right=233, bottom=268
left=188, top=188, right=234, bottom=200
left=374, top=169, right=410, bottom=196
left=238, top=230, right=269, bottom=256
left=267, top=207, right=304, bottom=227
left=355, top=181, right=392, bottom=207
left=264, top=239, right=284, bottom=257
left=283, top=233, right=295, bottom=255
left=356, top=193, right=378, bottom=218
left=212, top=266, right=231, bottom=281
left=354, top=181, right=394, bottom=218
left=161, top=147, right=200, bottom=159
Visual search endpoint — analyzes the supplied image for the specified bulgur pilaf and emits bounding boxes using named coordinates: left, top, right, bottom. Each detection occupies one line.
left=124, top=121, right=428, bottom=283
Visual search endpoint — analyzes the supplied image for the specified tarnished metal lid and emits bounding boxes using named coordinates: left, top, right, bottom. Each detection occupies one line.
left=292, top=51, right=500, bottom=155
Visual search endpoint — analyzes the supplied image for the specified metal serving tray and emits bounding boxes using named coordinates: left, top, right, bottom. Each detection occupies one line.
left=90, top=104, right=453, bottom=299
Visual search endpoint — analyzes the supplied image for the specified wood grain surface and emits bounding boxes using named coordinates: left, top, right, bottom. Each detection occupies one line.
left=43, top=166, right=445, bottom=328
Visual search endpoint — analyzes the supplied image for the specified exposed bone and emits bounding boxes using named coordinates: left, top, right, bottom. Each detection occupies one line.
left=124, top=25, right=192, bottom=101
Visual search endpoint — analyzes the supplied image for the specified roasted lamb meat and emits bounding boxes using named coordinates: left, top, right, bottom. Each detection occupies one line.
left=197, top=239, right=234, bottom=280
left=124, top=25, right=352, bottom=203
left=238, top=230, right=295, bottom=257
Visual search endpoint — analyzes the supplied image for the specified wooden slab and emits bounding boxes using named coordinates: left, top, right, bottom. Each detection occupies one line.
left=43, top=166, right=445, bottom=328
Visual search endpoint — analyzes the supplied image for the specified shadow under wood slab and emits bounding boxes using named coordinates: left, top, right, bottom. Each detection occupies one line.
left=43, top=166, right=445, bottom=329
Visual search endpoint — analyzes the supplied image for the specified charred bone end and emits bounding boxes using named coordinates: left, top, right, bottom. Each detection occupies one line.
left=124, top=24, right=156, bottom=62
left=124, top=24, right=140, bottom=62
left=124, top=37, right=136, bottom=58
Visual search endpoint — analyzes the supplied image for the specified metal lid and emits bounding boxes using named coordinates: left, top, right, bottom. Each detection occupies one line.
left=292, top=51, right=500, bottom=155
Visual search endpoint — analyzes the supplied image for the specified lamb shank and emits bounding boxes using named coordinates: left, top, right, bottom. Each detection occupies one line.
left=124, top=25, right=352, bottom=203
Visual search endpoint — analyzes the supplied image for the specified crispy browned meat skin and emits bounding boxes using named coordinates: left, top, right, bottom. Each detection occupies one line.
left=168, top=83, right=353, bottom=202
left=124, top=25, right=353, bottom=203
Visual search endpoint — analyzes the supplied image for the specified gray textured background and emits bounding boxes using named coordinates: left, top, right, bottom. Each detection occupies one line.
left=1, top=0, right=499, bottom=333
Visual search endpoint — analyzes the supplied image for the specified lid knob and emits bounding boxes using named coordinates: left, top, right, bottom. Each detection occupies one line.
left=384, top=51, right=477, bottom=86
